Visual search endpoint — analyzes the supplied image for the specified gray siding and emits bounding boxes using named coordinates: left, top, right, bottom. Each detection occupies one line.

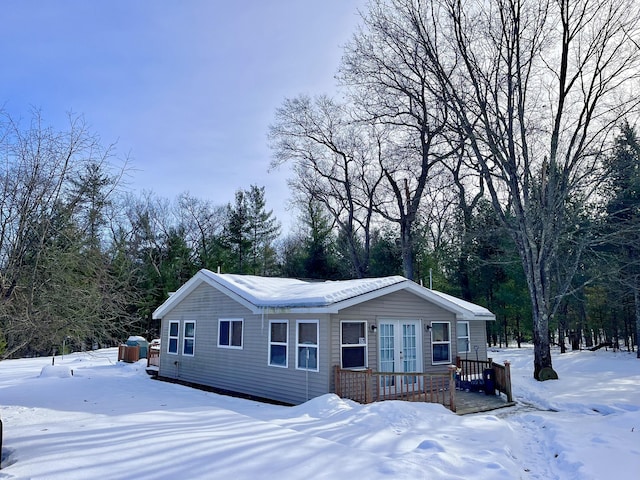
left=464, top=320, right=489, bottom=360
left=330, top=290, right=488, bottom=380
left=158, top=283, right=332, bottom=405
left=157, top=282, right=489, bottom=405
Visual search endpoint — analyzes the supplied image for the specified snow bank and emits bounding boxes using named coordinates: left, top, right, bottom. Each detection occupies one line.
left=1, top=346, right=638, bottom=479
left=39, top=364, right=73, bottom=378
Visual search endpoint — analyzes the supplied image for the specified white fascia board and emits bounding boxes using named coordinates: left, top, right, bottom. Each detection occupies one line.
left=152, top=272, right=204, bottom=319
left=454, top=312, right=496, bottom=321
left=152, top=270, right=258, bottom=318
left=390, top=281, right=496, bottom=321
left=205, top=276, right=263, bottom=313
left=329, top=281, right=410, bottom=312
left=256, top=306, right=335, bottom=315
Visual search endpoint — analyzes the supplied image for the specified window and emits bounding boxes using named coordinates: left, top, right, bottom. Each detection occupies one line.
left=183, top=321, right=195, bottom=356
left=218, top=319, right=243, bottom=349
left=269, top=320, right=288, bottom=367
left=431, top=322, right=451, bottom=364
left=168, top=321, right=179, bottom=354
left=457, top=321, right=470, bottom=354
left=341, top=321, right=367, bottom=369
left=296, top=320, right=318, bottom=371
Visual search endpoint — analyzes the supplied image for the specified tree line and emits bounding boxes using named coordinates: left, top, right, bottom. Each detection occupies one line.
left=0, top=107, right=637, bottom=363
left=2, top=1, right=639, bottom=376
left=270, top=0, right=640, bottom=375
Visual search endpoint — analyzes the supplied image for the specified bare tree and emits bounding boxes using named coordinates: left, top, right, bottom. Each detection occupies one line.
left=367, top=0, right=640, bottom=377
left=176, top=192, right=226, bottom=268
left=339, top=7, right=455, bottom=280
left=0, top=110, right=132, bottom=357
left=269, top=95, right=384, bottom=278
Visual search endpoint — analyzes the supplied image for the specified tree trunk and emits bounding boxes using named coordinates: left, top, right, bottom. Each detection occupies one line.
left=400, top=220, right=414, bottom=281
left=521, top=240, right=557, bottom=380
left=532, top=310, right=554, bottom=379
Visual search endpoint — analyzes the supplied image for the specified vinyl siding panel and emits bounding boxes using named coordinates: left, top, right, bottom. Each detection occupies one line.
left=330, top=290, right=489, bottom=384
left=158, top=282, right=331, bottom=405
left=158, top=281, right=489, bottom=404
left=462, top=320, right=489, bottom=360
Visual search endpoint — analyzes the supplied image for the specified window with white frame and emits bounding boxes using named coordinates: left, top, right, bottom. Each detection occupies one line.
left=431, top=321, right=451, bottom=364
left=296, top=320, right=318, bottom=371
left=457, top=321, right=470, bottom=354
left=218, top=318, right=243, bottom=349
left=269, top=320, right=288, bottom=367
left=340, top=321, right=367, bottom=369
left=183, top=321, right=195, bottom=356
left=168, top=321, right=179, bottom=354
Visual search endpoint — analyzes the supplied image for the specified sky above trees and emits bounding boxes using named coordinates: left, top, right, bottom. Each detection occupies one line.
left=0, top=0, right=366, bottom=229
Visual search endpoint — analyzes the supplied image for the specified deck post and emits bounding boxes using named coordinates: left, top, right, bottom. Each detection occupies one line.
left=365, top=369, right=372, bottom=404
left=448, top=365, right=457, bottom=412
left=504, top=361, right=513, bottom=402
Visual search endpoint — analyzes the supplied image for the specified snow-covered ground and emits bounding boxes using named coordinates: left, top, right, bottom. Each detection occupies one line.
left=0, top=346, right=638, bottom=479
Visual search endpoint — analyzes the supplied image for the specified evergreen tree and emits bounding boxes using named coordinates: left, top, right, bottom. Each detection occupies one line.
left=369, top=228, right=403, bottom=277
left=246, top=185, right=281, bottom=275
left=223, top=186, right=280, bottom=275
left=602, top=122, right=640, bottom=355
left=224, top=189, right=252, bottom=274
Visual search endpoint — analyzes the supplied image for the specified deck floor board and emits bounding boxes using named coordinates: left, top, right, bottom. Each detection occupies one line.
left=455, top=390, right=516, bottom=415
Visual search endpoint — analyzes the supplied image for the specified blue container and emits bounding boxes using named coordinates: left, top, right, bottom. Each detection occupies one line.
left=482, top=369, right=495, bottom=395
left=126, top=336, right=149, bottom=359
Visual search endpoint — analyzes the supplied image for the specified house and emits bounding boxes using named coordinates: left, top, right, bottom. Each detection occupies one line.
left=151, top=269, right=495, bottom=405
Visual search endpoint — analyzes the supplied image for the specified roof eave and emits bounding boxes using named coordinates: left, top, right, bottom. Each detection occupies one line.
left=153, top=270, right=258, bottom=319
left=328, top=280, right=409, bottom=311
left=455, top=312, right=496, bottom=321
left=402, top=282, right=494, bottom=321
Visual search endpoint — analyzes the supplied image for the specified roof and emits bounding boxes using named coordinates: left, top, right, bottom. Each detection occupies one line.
left=152, top=269, right=495, bottom=320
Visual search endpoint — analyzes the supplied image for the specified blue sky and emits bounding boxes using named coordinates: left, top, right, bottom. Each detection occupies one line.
left=1, top=1, right=366, bottom=230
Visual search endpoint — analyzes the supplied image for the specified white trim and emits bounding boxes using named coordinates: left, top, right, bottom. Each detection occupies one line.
left=340, top=320, right=368, bottom=369
left=217, top=318, right=244, bottom=349
left=296, top=319, right=319, bottom=372
left=377, top=318, right=423, bottom=373
left=431, top=321, right=451, bottom=365
left=182, top=321, right=196, bottom=356
left=456, top=321, right=471, bottom=354
left=167, top=321, right=179, bottom=355
left=268, top=319, right=288, bottom=368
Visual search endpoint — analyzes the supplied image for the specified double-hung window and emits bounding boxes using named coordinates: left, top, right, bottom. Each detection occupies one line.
left=340, top=321, right=367, bottom=369
left=218, top=318, right=243, bottom=349
left=269, top=320, right=288, bottom=367
left=296, top=320, right=318, bottom=371
left=183, top=321, right=195, bottom=356
left=168, top=321, right=179, bottom=354
left=457, top=321, right=470, bottom=354
left=431, top=321, right=451, bottom=364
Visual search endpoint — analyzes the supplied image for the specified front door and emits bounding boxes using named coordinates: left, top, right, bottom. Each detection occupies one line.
left=378, top=320, right=423, bottom=392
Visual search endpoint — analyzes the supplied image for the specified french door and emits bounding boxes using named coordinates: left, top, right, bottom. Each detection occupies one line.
left=378, top=320, right=423, bottom=393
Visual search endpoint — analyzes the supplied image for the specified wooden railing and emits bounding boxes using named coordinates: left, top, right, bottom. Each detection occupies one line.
left=491, top=360, right=513, bottom=402
left=456, top=357, right=513, bottom=402
left=334, top=366, right=457, bottom=412
left=456, top=357, right=492, bottom=382
left=147, top=347, right=160, bottom=368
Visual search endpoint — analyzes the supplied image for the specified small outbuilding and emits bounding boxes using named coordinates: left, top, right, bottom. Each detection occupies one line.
left=152, top=270, right=495, bottom=405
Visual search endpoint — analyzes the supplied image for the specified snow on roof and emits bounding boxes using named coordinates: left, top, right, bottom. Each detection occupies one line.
left=201, top=270, right=407, bottom=308
left=426, top=289, right=494, bottom=318
left=152, top=269, right=495, bottom=320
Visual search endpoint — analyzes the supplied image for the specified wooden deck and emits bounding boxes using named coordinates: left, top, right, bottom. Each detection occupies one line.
left=455, top=390, right=516, bottom=415
left=334, top=359, right=514, bottom=415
